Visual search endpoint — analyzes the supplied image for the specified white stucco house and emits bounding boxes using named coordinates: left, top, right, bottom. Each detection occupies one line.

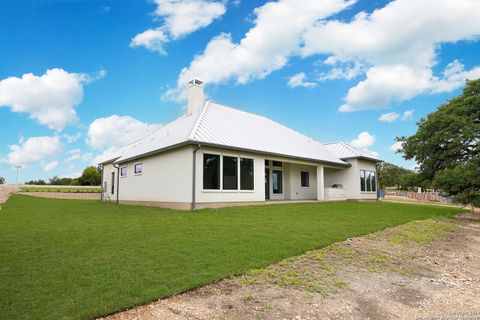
left=99, top=79, right=381, bottom=210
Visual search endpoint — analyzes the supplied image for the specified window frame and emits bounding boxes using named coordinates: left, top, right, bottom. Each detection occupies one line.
left=111, top=172, right=115, bottom=194
left=272, top=169, right=283, bottom=194
left=300, top=171, right=310, bottom=188
left=134, top=163, right=143, bottom=175
left=222, top=155, right=238, bottom=190
left=240, top=157, right=254, bottom=190
left=120, top=166, right=127, bottom=177
left=360, top=169, right=377, bottom=193
left=203, top=153, right=221, bottom=190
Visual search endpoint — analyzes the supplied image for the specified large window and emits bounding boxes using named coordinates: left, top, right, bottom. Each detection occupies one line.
left=360, top=169, right=376, bottom=192
left=223, top=156, right=238, bottom=190
left=301, top=171, right=309, bottom=187
left=240, top=158, right=254, bottom=190
left=203, top=154, right=220, bottom=189
left=272, top=170, right=283, bottom=194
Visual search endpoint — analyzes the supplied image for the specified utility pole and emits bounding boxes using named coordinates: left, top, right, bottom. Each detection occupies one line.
left=14, top=165, right=21, bottom=185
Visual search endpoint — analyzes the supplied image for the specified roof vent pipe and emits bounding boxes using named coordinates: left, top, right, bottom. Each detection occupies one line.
left=187, top=79, right=204, bottom=114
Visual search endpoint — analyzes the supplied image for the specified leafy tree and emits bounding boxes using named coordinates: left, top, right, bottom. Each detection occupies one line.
left=397, top=79, right=480, bottom=181
left=397, top=79, right=480, bottom=205
left=25, top=179, right=47, bottom=185
left=78, top=166, right=101, bottom=186
left=399, top=172, right=424, bottom=191
left=376, top=162, right=411, bottom=189
left=433, top=157, right=480, bottom=207
left=0, top=176, right=4, bottom=184
left=49, top=176, right=75, bottom=185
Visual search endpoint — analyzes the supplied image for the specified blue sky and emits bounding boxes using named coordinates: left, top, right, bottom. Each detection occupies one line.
left=1, top=0, right=479, bottom=183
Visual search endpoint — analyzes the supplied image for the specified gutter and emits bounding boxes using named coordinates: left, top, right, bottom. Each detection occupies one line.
left=191, top=144, right=202, bottom=211
left=113, top=163, right=120, bottom=204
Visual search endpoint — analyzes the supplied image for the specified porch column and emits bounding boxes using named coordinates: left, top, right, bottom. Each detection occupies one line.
left=316, top=165, right=325, bottom=201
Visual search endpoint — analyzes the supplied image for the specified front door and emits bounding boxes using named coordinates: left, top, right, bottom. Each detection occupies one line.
left=265, top=168, right=270, bottom=200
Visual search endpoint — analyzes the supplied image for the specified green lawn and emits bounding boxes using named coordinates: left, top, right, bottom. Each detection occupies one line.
left=0, top=195, right=462, bottom=320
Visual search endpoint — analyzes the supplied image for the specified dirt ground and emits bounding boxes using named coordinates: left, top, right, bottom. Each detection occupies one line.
left=0, top=185, right=20, bottom=204
left=16, top=192, right=100, bottom=200
left=100, top=211, right=480, bottom=320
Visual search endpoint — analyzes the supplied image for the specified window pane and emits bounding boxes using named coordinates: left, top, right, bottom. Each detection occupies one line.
left=360, top=170, right=366, bottom=192
left=240, top=158, right=254, bottom=190
left=301, top=171, right=309, bottom=187
left=265, top=160, right=269, bottom=166
left=371, top=171, right=376, bottom=192
left=223, top=156, right=238, bottom=190
left=203, top=154, right=220, bottom=189
left=366, top=171, right=372, bottom=192
left=273, top=170, right=283, bottom=194
left=134, top=163, right=142, bottom=174
left=272, top=161, right=283, bottom=167
left=111, top=172, right=115, bottom=194
left=121, top=167, right=127, bottom=176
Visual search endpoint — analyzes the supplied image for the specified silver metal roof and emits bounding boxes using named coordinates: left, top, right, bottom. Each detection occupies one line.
left=100, top=102, right=373, bottom=166
left=323, top=141, right=380, bottom=161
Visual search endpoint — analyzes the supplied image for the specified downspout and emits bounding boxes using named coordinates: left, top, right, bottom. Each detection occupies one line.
left=191, top=144, right=202, bottom=211
left=113, top=163, right=120, bottom=204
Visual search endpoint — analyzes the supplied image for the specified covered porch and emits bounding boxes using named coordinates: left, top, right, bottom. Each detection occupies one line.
left=264, top=159, right=348, bottom=202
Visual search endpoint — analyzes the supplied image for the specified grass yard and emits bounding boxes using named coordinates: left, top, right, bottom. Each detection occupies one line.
left=0, top=195, right=463, bottom=320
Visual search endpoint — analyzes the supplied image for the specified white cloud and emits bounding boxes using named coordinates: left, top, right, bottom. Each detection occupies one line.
left=65, top=149, right=82, bottom=162
left=431, top=60, right=480, bottom=93
left=131, top=0, right=226, bottom=53
left=43, top=160, right=59, bottom=172
left=339, top=65, right=433, bottom=112
left=401, top=109, right=414, bottom=121
left=87, top=115, right=162, bottom=164
left=87, top=115, right=162, bottom=149
left=82, top=153, right=93, bottom=163
left=64, top=132, right=81, bottom=143
left=317, top=61, right=364, bottom=82
left=65, top=148, right=94, bottom=163
left=165, top=0, right=354, bottom=100
left=390, top=141, right=403, bottom=152
left=5, top=136, right=62, bottom=166
left=301, top=0, right=480, bottom=112
left=379, top=109, right=414, bottom=122
left=131, top=28, right=169, bottom=54
left=351, top=131, right=375, bottom=149
left=0, top=68, right=103, bottom=131
left=288, top=73, right=316, bottom=88
left=378, top=112, right=399, bottom=123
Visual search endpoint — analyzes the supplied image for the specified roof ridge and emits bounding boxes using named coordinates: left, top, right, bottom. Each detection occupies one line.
left=188, top=100, right=210, bottom=141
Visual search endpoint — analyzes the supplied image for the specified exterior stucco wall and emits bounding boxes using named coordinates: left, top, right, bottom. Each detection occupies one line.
left=101, top=144, right=377, bottom=208
left=286, top=163, right=317, bottom=200
left=324, top=158, right=378, bottom=200
left=113, top=145, right=194, bottom=203
left=101, top=162, right=116, bottom=201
